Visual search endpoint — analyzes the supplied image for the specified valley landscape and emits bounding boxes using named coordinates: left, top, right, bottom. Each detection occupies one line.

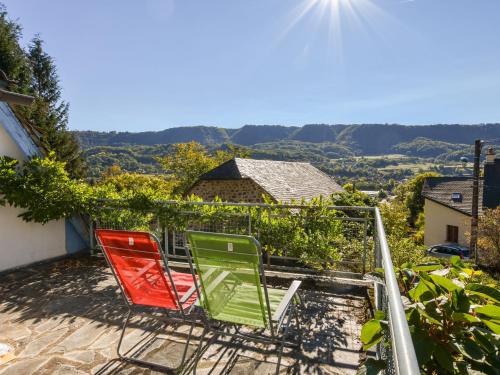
left=75, top=123, right=500, bottom=189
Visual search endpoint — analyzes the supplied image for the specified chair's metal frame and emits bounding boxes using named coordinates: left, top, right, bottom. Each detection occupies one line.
left=185, top=231, right=305, bottom=375
left=96, top=230, right=205, bottom=373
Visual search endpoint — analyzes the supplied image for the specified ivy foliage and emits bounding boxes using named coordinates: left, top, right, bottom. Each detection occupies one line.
left=361, top=257, right=500, bottom=374
left=0, top=153, right=90, bottom=223
left=0, top=154, right=373, bottom=270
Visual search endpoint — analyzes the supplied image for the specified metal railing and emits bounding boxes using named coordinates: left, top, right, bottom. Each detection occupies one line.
left=89, top=200, right=419, bottom=374
left=374, top=207, right=420, bottom=375
left=91, top=200, right=373, bottom=275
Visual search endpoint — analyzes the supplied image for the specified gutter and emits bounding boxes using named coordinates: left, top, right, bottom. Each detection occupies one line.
left=0, top=89, right=34, bottom=106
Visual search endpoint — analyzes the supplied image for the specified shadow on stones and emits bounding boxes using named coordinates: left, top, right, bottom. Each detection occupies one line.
left=0, top=255, right=368, bottom=374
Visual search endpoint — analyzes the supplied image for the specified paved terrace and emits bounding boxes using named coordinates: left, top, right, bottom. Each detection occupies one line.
left=0, top=256, right=369, bottom=374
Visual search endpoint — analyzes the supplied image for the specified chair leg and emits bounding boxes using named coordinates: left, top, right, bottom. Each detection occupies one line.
left=192, top=325, right=209, bottom=375
left=116, top=308, right=199, bottom=373
left=117, top=308, right=133, bottom=359
left=179, top=322, right=195, bottom=367
left=297, top=292, right=306, bottom=313
left=275, top=304, right=294, bottom=375
left=293, top=305, right=302, bottom=347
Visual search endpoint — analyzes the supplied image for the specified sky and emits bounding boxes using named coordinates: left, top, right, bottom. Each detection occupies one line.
left=3, top=0, right=500, bottom=131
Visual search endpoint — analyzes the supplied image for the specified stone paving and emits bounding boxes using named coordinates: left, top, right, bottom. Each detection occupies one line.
left=0, top=256, right=369, bottom=374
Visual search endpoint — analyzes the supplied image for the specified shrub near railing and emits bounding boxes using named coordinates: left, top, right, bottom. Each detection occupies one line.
left=94, top=196, right=364, bottom=270
left=0, top=154, right=372, bottom=271
left=361, top=257, right=500, bottom=374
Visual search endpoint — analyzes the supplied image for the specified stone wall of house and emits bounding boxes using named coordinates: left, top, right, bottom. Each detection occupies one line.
left=187, top=179, right=272, bottom=203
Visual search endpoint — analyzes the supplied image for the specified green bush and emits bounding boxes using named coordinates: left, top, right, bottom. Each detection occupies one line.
left=0, top=154, right=370, bottom=270
left=0, top=153, right=91, bottom=223
left=361, top=257, right=500, bottom=374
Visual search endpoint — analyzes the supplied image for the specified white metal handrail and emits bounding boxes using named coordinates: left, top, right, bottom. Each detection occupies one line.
left=374, top=208, right=420, bottom=374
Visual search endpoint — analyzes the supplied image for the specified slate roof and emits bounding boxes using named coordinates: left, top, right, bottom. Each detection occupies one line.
left=421, top=176, right=483, bottom=216
left=198, top=158, right=344, bottom=202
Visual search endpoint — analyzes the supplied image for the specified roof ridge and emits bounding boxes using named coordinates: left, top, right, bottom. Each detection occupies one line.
left=234, top=157, right=311, bottom=165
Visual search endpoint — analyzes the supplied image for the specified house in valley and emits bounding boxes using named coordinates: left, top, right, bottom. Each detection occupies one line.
left=422, top=148, right=500, bottom=247
left=187, top=158, right=344, bottom=203
left=0, top=73, right=88, bottom=272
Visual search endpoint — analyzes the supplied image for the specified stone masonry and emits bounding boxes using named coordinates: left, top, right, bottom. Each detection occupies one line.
left=188, top=179, right=272, bottom=203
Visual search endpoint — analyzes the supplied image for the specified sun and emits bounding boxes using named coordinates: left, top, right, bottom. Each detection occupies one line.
left=279, top=0, right=389, bottom=59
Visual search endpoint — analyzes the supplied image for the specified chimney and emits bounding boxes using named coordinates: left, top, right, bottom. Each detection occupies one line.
left=482, top=148, right=500, bottom=209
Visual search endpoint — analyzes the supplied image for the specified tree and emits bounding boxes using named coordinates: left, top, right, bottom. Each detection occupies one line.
left=156, top=142, right=249, bottom=194
left=477, top=207, right=500, bottom=269
left=98, top=171, right=174, bottom=198
left=394, top=172, right=440, bottom=226
left=0, top=4, right=31, bottom=92
left=379, top=201, right=425, bottom=267
left=25, top=36, right=85, bottom=178
left=0, top=4, right=85, bottom=178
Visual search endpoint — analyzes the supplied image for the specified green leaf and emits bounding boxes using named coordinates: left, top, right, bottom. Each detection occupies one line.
left=406, top=308, right=420, bottom=326
left=419, top=270, right=432, bottom=281
left=452, top=312, right=480, bottom=323
left=471, top=328, right=496, bottom=353
left=475, top=305, right=500, bottom=320
left=374, top=310, right=385, bottom=320
left=451, top=289, right=470, bottom=313
left=469, top=359, right=500, bottom=375
left=434, top=344, right=455, bottom=372
left=466, top=284, right=500, bottom=303
left=482, top=319, right=500, bottom=334
left=361, top=320, right=384, bottom=350
left=457, top=338, right=484, bottom=361
left=356, top=358, right=386, bottom=375
left=409, top=280, right=437, bottom=302
left=417, top=306, right=443, bottom=326
left=411, top=331, right=436, bottom=366
left=412, top=263, right=442, bottom=272
left=450, top=255, right=464, bottom=268
left=429, top=274, right=460, bottom=292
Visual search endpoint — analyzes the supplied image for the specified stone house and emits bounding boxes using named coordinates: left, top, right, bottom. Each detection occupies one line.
left=421, top=148, right=499, bottom=247
left=187, top=158, right=344, bottom=203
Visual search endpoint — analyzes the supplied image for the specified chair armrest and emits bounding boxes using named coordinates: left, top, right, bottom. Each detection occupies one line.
left=180, top=282, right=198, bottom=304
left=134, top=261, right=157, bottom=280
left=272, top=280, right=302, bottom=322
left=205, top=271, right=231, bottom=295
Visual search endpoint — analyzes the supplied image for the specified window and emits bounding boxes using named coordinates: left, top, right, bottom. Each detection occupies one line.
left=446, top=225, right=459, bottom=243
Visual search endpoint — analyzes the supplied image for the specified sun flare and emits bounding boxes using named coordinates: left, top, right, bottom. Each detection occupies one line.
left=279, top=0, right=392, bottom=60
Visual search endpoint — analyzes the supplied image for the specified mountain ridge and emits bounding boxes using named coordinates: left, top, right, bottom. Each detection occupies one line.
left=75, top=123, right=500, bottom=154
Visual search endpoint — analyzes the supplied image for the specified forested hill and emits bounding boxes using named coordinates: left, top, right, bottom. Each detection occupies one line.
left=75, top=123, right=500, bottom=154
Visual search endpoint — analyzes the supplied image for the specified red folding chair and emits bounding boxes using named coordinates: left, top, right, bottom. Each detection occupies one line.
left=96, top=229, right=200, bottom=372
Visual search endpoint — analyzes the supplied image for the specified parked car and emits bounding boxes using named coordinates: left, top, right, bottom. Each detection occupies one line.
left=426, top=244, right=471, bottom=260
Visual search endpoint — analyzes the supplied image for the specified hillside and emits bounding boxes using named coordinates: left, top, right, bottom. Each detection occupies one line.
left=74, top=123, right=500, bottom=154
left=76, top=123, right=499, bottom=188
left=77, top=126, right=230, bottom=148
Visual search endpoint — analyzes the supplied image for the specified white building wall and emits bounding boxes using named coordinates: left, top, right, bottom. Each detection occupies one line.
left=0, top=111, right=66, bottom=272
left=0, top=121, right=24, bottom=160
left=0, top=205, right=66, bottom=272
left=424, top=199, right=471, bottom=247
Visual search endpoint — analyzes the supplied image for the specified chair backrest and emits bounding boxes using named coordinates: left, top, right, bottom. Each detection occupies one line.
left=96, top=229, right=179, bottom=310
left=186, top=231, right=269, bottom=328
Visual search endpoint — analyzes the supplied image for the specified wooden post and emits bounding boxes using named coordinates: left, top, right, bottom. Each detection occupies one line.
left=469, top=139, right=482, bottom=264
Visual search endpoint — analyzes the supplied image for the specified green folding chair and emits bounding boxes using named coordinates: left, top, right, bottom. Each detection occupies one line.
left=185, top=231, right=303, bottom=375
